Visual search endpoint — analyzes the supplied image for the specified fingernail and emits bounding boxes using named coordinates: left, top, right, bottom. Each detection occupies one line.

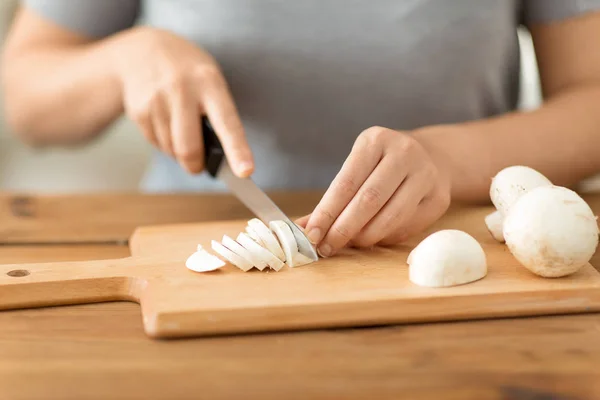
left=306, top=228, right=321, bottom=244
left=237, top=162, right=253, bottom=177
left=318, top=243, right=333, bottom=258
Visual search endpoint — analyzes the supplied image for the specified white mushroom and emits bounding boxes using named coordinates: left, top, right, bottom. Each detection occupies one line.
left=490, top=166, right=552, bottom=216
left=245, top=226, right=265, bottom=246
left=407, top=230, right=487, bottom=288
left=185, top=245, right=226, bottom=272
left=269, top=220, right=314, bottom=267
left=211, top=240, right=254, bottom=272
left=503, top=185, right=599, bottom=278
left=237, top=232, right=285, bottom=271
left=484, top=210, right=505, bottom=243
left=247, top=218, right=286, bottom=262
left=221, top=234, right=265, bottom=270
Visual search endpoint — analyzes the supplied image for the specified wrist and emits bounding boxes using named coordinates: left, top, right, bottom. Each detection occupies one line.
left=410, top=126, right=456, bottom=192
left=411, top=124, right=495, bottom=203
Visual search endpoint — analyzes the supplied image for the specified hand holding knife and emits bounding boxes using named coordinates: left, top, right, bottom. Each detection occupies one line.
left=201, top=116, right=318, bottom=262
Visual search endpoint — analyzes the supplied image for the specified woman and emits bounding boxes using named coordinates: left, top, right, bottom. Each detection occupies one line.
left=2, top=1, right=600, bottom=258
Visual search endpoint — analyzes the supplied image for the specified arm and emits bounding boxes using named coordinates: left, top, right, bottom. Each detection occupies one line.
left=1, top=5, right=253, bottom=175
left=413, top=11, right=600, bottom=203
left=1, top=6, right=128, bottom=145
left=303, top=9, right=600, bottom=256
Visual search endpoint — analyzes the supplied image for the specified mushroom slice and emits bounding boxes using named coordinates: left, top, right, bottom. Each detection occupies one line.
left=407, top=230, right=487, bottom=288
left=211, top=240, right=254, bottom=272
left=185, top=245, right=225, bottom=273
left=247, top=218, right=286, bottom=262
left=237, top=232, right=285, bottom=271
left=221, top=234, right=264, bottom=270
left=245, top=226, right=265, bottom=246
left=484, top=210, right=505, bottom=243
left=269, top=220, right=314, bottom=267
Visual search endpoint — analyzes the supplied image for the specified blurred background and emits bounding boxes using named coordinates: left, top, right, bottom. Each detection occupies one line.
left=0, top=2, right=552, bottom=193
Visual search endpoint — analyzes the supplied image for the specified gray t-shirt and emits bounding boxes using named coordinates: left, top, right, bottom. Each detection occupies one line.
left=23, top=0, right=600, bottom=193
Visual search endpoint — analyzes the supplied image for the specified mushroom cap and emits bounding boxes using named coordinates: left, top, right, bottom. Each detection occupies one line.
left=490, top=166, right=552, bottom=215
left=503, top=186, right=599, bottom=278
left=408, top=229, right=487, bottom=287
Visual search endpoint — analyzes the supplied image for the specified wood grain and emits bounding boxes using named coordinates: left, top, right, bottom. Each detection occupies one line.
left=0, top=191, right=324, bottom=244
left=2, top=209, right=600, bottom=339
left=1, top=300, right=600, bottom=400
left=1, top=193, right=600, bottom=399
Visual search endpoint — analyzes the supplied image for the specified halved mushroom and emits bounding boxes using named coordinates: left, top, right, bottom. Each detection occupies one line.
left=247, top=218, right=286, bottom=262
left=407, top=230, right=487, bottom=287
left=211, top=240, right=254, bottom=272
left=269, top=220, right=314, bottom=267
left=237, top=232, right=285, bottom=271
left=185, top=245, right=226, bottom=272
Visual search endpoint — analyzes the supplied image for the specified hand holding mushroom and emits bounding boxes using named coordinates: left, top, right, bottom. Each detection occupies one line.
left=299, top=126, right=452, bottom=257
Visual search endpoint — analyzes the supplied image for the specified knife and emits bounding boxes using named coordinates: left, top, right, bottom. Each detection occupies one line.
left=201, top=116, right=318, bottom=262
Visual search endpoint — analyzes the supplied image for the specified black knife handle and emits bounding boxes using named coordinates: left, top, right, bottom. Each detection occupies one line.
left=201, top=115, right=225, bottom=177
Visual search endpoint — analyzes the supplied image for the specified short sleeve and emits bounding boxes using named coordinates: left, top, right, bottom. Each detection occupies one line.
left=523, top=0, right=600, bottom=25
left=21, top=0, right=140, bottom=38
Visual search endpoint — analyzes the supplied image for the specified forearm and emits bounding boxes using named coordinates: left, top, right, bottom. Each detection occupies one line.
left=1, top=34, right=126, bottom=145
left=413, top=85, right=600, bottom=204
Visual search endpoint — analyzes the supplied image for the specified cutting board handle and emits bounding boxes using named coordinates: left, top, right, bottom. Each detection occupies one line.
left=0, top=257, right=140, bottom=311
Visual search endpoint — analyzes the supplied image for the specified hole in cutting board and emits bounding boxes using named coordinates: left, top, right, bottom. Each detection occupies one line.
left=7, top=269, right=30, bottom=278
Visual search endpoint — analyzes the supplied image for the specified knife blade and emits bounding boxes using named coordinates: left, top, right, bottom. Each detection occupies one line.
left=201, top=116, right=318, bottom=262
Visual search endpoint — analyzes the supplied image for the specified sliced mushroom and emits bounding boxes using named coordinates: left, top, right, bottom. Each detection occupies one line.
left=185, top=245, right=226, bottom=272
left=211, top=240, right=254, bottom=272
left=269, top=220, right=314, bottom=267
left=221, top=234, right=265, bottom=270
left=245, top=225, right=265, bottom=246
left=237, top=232, right=285, bottom=271
left=247, top=218, right=286, bottom=262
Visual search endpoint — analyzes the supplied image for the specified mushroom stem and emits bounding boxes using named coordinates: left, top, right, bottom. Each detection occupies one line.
left=484, top=211, right=505, bottom=243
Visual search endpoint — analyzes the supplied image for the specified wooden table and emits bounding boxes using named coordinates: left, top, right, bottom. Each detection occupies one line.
left=1, top=192, right=600, bottom=400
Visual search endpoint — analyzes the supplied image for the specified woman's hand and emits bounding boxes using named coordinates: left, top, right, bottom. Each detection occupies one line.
left=111, top=27, right=253, bottom=177
left=300, top=126, right=451, bottom=257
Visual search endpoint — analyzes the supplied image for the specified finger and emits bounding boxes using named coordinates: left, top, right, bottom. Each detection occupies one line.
left=351, top=173, right=430, bottom=248
left=317, top=154, right=407, bottom=256
left=200, top=71, right=254, bottom=177
left=151, top=94, right=174, bottom=157
left=133, top=109, right=158, bottom=148
left=304, top=140, right=383, bottom=247
left=294, top=214, right=311, bottom=228
left=169, top=85, right=203, bottom=174
left=379, top=192, right=449, bottom=246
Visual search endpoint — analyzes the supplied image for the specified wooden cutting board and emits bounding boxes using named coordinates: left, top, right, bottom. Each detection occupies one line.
left=1, top=207, right=600, bottom=339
